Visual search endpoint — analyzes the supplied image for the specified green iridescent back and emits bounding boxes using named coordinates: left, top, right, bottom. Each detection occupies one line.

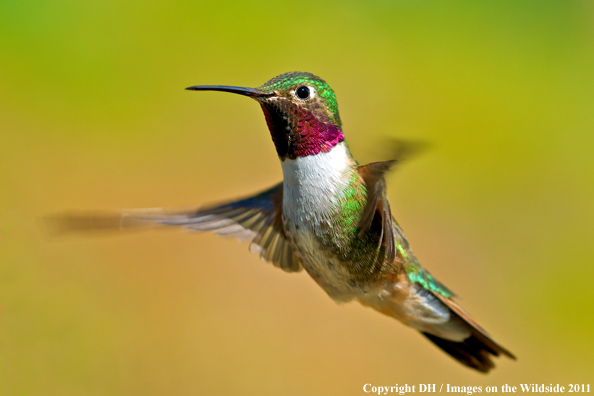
left=316, top=166, right=454, bottom=298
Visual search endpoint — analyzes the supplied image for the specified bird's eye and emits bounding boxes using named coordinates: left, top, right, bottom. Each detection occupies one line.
left=296, top=86, right=310, bottom=100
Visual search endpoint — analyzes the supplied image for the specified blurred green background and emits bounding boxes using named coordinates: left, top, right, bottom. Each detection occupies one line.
left=1, top=0, right=593, bottom=394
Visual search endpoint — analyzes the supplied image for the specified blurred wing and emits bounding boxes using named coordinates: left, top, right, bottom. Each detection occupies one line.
left=46, top=182, right=302, bottom=273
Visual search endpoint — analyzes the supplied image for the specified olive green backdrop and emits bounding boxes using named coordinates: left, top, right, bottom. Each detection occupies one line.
left=1, top=0, right=593, bottom=394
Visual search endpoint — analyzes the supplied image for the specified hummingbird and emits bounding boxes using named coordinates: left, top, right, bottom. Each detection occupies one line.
left=51, top=71, right=515, bottom=372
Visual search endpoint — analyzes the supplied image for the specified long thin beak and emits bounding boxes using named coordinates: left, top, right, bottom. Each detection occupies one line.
left=185, top=85, right=275, bottom=98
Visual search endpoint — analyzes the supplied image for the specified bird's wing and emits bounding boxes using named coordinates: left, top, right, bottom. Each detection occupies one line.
left=356, top=137, right=432, bottom=267
left=357, top=160, right=397, bottom=268
left=46, top=182, right=303, bottom=273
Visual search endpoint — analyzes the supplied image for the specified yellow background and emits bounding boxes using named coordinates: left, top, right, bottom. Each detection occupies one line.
left=1, top=1, right=593, bottom=394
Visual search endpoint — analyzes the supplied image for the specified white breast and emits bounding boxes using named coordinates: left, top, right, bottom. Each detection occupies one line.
left=280, top=142, right=353, bottom=219
left=280, top=143, right=361, bottom=301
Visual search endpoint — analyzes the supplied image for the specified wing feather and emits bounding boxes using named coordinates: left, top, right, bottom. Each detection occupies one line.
left=46, top=182, right=302, bottom=273
left=358, top=160, right=398, bottom=268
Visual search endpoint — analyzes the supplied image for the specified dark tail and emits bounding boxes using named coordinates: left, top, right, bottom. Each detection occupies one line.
left=426, top=290, right=516, bottom=373
left=422, top=333, right=498, bottom=373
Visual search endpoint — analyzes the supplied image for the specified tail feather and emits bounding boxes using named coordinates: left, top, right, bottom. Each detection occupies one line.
left=425, top=289, right=516, bottom=372
left=423, top=332, right=495, bottom=373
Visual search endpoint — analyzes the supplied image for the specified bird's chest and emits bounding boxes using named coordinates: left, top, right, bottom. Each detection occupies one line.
left=280, top=145, right=366, bottom=301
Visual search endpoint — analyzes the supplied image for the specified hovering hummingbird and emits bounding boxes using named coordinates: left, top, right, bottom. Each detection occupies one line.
left=52, top=72, right=515, bottom=372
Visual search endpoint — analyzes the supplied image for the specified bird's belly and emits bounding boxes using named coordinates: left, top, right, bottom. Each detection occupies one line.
left=283, top=217, right=366, bottom=302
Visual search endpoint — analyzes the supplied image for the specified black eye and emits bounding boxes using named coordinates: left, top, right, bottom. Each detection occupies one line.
left=296, top=86, right=310, bottom=100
